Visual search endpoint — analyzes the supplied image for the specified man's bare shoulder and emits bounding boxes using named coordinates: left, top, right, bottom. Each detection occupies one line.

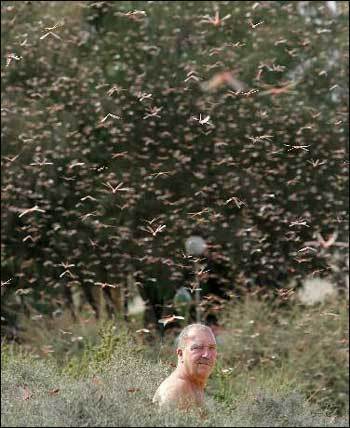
left=153, top=373, right=191, bottom=406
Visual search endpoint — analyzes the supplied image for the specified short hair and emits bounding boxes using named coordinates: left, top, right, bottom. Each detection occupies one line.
left=176, top=323, right=215, bottom=349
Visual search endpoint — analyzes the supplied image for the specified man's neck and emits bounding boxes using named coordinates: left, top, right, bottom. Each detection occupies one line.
left=175, top=366, right=207, bottom=390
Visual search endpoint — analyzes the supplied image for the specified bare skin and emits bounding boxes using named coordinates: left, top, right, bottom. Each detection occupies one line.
left=153, top=325, right=217, bottom=411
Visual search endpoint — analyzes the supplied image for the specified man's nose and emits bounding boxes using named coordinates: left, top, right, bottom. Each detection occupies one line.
left=201, top=348, right=211, bottom=358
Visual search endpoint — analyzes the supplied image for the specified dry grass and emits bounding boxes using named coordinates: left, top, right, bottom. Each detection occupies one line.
left=1, top=293, right=349, bottom=426
left=2, top=337, right=348, bottom=427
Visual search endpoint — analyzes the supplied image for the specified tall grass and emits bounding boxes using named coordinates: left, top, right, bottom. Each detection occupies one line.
left=212, top=294, right=349, bottom=416
left=1, top=294, right=349, bottom=427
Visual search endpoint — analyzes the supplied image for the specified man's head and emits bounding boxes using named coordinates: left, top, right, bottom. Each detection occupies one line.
left=176, top=324, right=217, bottom=384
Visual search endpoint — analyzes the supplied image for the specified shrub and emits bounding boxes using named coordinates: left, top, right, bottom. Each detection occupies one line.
left=2, top=323, right=348, bottom=427
left=213, top=294, right=349, bottom=416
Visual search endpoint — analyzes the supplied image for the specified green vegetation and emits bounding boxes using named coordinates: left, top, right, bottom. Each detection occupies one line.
left=2, top=295, right=348, bottom=426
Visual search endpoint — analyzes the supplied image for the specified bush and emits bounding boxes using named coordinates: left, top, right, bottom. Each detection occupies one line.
left=211, top=294, right=349, bottom=416
left=2, top=319, right=348, bottom=427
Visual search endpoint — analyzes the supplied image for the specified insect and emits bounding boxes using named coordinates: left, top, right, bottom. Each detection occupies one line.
left=69, top=162, right=85, bottom=169
left=148, top=171, right=173, bottom=179
left=208, top=47, right=225, bottom=56
left=248, top=135, right=273, bottom=143
left=285, top=48, right=298, bottom=57
left=274, top=39, right=288, bottom=46
left=106, top=85, right=126, bottom=96
left=116, top=203, right=129, bottom=211
left=22, top=235, right=40, bottom=243
left=307, top=159, right=327, bottom=168
left=100, top=113, right=121, bottom=123
left=143, top=106, right=162, bottom=119
left=118, top=10, right=147, bottom=21
left=1, top=278, right=12, bottom=288
left=6, top=53, right=22, bottom=67
left=1, top=107, right=15, bottom=114
left=184, top=71, right=201, bottom=83
left=95, top=282, right=119, bottom=289
left=43, top=22, right=64, bottom=31
left=40, top=31, right=62, bottom=41
left=248, top=20, right=264, bottom=29
left=59, top=270, right=75, bottom=279
left=31, top=314, right=44, bottom=320
left=103, top=181, right=130, bottom=193
left=297, top=246, right=318, bottom=253
left=242, top=88, right=259, bottom=96
left=30, top=159, right=54, bottom=167
left=140, top=224, right=166, bottom=237
left=112, top=151, right=129, bottom=159
left=15, top=288, right=33, bottom=295
left=200, top=11, right=231, bottom=27
left=188, top=208, right=210, bottom=218
left=88, top=238, right=99, bottom=249
left=259, top=81, right=297, bottom=96
left=80, top=195, right=97, bottom=201
left=80, top=211, right=98, bottom=221
left=138, top=92, right=152, bottom=102
left=57, top=261, right=75, bottom=269
left=286, top=177, right=300, bottom=186
left=202, top=71, right=246, bottom=92
left=136, top=328, right=150, bottom=334
left=197, top=266, right=210, bottom=277
left=305, top=232, right=348, bottom=249
left=284, top=144, right=310, bottom=152
left=70, top=336, right=83, bottom=342
left=289, top=219, right=310, bottom=228
left=158, top=315, right=184, bottom=326
left=224, top=197, right=246, bottom=209
left=185, top=284, right=203, bottom=294
left=59, top=329, right=73, bottom=335
left=143, top=217, right=161, bottom=226
left=296, top=125, right=313, bottom=135
left=293, top=257, right=312, bottom=264
left=226, top=41, right=245, bottom=48
left=3, top=154, right=20, bottom=162
left=48, top=388, right=60, bottom=395
left=192, top=113, right=212, bottom=126
left=18, top=205, right=46, bottom=218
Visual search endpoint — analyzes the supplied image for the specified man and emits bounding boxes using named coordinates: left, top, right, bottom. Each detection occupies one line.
left=153, top=323, right=217, bottom=411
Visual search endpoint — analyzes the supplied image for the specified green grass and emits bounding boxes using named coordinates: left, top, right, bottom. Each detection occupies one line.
left=1, top=294, right=349, bottom=427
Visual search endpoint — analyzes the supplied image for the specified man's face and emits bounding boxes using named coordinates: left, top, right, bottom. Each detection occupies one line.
left=179, top=329, right=217, bottom=381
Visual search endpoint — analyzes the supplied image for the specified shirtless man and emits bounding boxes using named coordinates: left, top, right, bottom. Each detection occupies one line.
left=153, top=324, right=217, bottom=411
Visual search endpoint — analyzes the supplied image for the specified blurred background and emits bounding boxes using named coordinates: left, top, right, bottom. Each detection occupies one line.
left=1, top=1, right=349, bottom=420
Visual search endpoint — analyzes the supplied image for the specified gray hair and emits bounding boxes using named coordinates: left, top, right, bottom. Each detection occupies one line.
left=176, top=323, right=215, bottom=349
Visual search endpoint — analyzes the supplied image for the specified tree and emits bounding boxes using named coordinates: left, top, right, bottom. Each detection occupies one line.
left=1, top=1, right=348, bottom=333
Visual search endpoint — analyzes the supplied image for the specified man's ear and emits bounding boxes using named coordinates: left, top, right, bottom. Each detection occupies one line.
left=177, top=348, right=183, bottom=357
